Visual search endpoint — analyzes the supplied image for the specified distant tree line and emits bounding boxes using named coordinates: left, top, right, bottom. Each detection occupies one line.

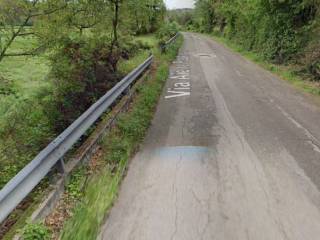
left=167, top=9, right=194, bottom=28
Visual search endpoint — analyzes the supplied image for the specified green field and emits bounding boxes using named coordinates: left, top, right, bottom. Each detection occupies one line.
left=0, top=55, right=49, bottom=97
left=0, top=34, right=50, bottom=98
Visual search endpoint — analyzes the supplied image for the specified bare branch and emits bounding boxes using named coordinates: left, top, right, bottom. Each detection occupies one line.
left=0, top=1, right=65, bottom=62
left=3, top=44, right=45, bottom=58
left=4, top=52, right=36, bottom=57
left=30, top=4, right=68, bottom=18
left=18, top=32, right=35, bottom=37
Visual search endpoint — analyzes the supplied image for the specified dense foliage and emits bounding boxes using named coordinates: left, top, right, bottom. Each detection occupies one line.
left=167, top=9, right=194, bottom=29
left=0, top=95, right=53, bottom=188
left=47, top=35, right=151, bottom=131
left=157, top=21, right=179, bottom=46
left=190, top=0, right=320, bottom=79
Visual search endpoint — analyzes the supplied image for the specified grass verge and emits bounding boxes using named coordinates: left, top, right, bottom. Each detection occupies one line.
left=47, top=36, right=183, bottom=240
left=208, top=34, right=320, bottom=96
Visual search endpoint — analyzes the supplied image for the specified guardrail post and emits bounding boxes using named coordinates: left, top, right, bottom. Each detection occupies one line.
left=160, top=44, right=166, bottom=54
left=56, top=158, right=66, bottom=175
left=125, top=85, right=131, bottom=95
left=47, top=158, right=65, bottom=184
left=124, top=86, right=131, bottom=111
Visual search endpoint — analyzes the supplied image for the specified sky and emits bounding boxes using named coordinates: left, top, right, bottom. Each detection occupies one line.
left=165, top=0, right=195, bottom=9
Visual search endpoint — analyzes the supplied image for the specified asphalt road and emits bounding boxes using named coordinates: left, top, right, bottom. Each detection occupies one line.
left=98, top=33, right=320, bottom=240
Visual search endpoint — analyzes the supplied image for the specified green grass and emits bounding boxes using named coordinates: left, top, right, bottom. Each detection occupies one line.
left=0, top=56, right=49, bottom=96
left=118, top=50, right=150, bottom=74
left=135, top=34, right=158, bottom=48
left=209, top=33, right=320, bottom=96
left=118, top=34, right=158, bottom=74
left=0, top=34, right=50, bottom=97
left=60, top=36, right=183, bottom=240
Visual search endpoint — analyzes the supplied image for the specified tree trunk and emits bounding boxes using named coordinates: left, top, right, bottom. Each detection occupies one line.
left=112, top=0, right=119, bottom=47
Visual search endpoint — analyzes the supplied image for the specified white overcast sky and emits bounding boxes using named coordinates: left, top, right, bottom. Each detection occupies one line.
left=165, top=0, right=195, bottom=9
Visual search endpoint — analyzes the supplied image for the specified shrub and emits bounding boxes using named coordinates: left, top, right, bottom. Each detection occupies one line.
left=193, top=0, right=320, bottom=64
left=304, top=15, right=320, bottom=80
left=121, top=39, right=151, bottom=59
left=304, top=41, right=320, bottom=81
left=156, top=22, right=179, bottom=46
left=47, top=34, right=155, bottom=133
left=47, top=35, right=123, bottom=132
left=21, top=222, right=50, bottom=240
left=0, top=94, right=53, bottom=188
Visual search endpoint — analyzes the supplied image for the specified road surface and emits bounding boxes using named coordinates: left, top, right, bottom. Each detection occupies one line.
left=98, top=33, right=320, bottom=240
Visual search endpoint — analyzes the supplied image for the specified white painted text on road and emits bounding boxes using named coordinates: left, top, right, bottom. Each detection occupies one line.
left=165, top=55, right=191, bottom=99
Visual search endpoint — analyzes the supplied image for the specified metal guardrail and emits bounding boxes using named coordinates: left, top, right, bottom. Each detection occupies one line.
left=0, top=55, right=153, bottom=223
left=161, top=32, right=180, bottom=52
left=166, top=32, right=180, bottom=46
left=0, top=32, right=180, bottom=224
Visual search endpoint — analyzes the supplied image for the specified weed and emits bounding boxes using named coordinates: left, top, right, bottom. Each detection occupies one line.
left=21, top=222, right=51, bottom=240
left=66, top=168, right=86, bottom=200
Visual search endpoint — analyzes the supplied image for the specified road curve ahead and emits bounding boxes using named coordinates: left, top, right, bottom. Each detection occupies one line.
left=98, top=33, right=320, bottom=240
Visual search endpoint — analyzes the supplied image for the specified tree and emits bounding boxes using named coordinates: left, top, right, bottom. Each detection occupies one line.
left=194, top=0, right=216, bottom=33
left=66, top=0, right=105, bottom=35
left=193, top=0, right=320, bottom=63
left=126, top=0, right=165, bottom=35
left=167, top=9, right=194, bottom=28
left=0, top=0, right=66, bottom=62
left=108, top=0, right=122, bottom=48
